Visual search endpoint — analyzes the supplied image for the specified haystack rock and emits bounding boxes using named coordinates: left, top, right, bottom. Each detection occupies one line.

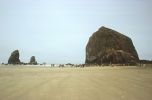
left=8, top=50, right=20, bottom=64
left=85, top=26, right=139, bottom=65
left=29, top=56, right=37, bottom=65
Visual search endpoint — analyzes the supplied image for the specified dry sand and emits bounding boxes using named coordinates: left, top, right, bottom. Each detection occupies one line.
left=0, top=65, right=152, bottom=100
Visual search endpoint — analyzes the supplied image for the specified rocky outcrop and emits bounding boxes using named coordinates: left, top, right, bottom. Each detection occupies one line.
left=85, top=26, right=139, bottom=65
left=8, top=50, right=20, bottom=64
left=29, top=56, right=37, bottom=65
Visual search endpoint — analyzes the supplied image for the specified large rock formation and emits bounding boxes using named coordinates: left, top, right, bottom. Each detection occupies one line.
left=85, top=26, right=139, bottom=65
left=29, top=56, right=37, bottom=65
left=8, top=50, right=20, bottom=64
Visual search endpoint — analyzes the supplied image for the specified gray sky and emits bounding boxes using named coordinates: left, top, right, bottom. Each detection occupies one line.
left=0, top=0, right=152, bottom=64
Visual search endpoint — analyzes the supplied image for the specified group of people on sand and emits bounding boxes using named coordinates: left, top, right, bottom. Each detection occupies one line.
left=49, top=64, right=85, bottom=68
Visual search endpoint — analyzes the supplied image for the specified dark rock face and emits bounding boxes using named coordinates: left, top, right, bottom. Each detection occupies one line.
left=85, top=26, right=139, bottom=65
left=8, top=50, right=20, bottom=64
left=29, top=56, right=37, bottom=65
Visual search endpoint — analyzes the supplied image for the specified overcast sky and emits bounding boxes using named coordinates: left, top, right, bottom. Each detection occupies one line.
left=0, top=0, right=152, bottom=64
